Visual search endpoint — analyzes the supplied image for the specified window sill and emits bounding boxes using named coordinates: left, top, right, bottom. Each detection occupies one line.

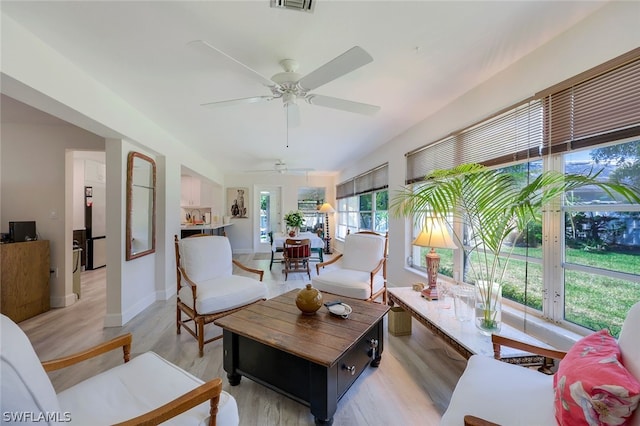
left=400, top=266, right=585, bottom=351
left=501, top=303, right=584, bottom=351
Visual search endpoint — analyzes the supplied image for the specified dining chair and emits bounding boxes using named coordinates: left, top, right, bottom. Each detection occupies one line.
left=283, top=238, right=311, bottom=280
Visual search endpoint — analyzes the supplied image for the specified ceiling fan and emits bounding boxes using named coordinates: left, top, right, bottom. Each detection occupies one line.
left=189, top=40, right=380, bottom=127
left=245, top=160, right=314, bottom=175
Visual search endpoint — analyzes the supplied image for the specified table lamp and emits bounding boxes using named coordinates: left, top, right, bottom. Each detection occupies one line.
left=318, top=202, right=335, bottom=254
left=413, top=216, right=457, bottom=300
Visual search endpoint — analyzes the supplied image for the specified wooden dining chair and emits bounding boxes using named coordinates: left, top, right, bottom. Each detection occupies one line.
left=283, top=238, right=311, bottom=280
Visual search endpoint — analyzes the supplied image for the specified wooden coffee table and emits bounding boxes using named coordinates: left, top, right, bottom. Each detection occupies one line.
left=214, top=290, right=389, bottom=425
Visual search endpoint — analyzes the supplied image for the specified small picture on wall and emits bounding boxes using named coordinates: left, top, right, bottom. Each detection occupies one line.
left=228, top=187, right=249, bottom=218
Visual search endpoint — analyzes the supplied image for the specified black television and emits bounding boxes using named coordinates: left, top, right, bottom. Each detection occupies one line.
left=9, top=221, right=37, bottom=242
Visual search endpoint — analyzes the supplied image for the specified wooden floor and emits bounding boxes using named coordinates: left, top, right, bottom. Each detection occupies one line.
left=18, top=253, right=466, bottom=426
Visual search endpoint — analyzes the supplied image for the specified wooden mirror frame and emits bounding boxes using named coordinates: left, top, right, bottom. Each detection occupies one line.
left=126, top=151, right=156, bottom=261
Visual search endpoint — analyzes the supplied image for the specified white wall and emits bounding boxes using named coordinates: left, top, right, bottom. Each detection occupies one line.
left=1, top=12, right=225, bottom=325
left=338, top=1, right=640, bottom=289
left=223, top=172, right=336, bottom=253
left=1, top=117, right=105, bottom=307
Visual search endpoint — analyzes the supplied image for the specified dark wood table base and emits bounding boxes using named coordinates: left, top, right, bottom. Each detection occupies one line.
left=216, top=291, right=389, bottom=425
left=223, top=321, right=384, bottom=425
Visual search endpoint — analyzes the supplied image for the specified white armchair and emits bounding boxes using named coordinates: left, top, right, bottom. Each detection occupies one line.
left=312, top=231, right=388, bottom=303
left=175, top=234, right=267, bottom=357
left=0, top=314, right=239, bottom=425
left=441, top=301, right=640, bottom=426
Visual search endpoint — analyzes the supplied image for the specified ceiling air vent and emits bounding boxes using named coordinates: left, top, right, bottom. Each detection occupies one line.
left=270, top=0, right=315, bottom=13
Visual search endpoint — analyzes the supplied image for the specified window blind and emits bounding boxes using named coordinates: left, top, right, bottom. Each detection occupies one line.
left=406, top=100, right=542, bottom=184
left=542, top=55, right=640, bottom=154
left=336, top=179, right=354, bottom=200
left=406, top=137, right=456, bottom=184
left=355, top=164, right=388, bottom=195
left=406, top=49, right=640, bottom=183
left=337, top=163, right=388, bottom=199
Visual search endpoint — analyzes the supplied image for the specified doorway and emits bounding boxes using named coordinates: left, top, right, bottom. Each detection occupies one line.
left=255, top=185, right=282, bottom=252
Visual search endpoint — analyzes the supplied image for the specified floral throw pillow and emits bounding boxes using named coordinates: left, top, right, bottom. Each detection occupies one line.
left=554, top=329, right=640, bottom=425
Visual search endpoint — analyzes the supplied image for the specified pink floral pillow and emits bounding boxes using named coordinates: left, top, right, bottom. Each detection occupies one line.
left=554, top=329, right=640, bottom=425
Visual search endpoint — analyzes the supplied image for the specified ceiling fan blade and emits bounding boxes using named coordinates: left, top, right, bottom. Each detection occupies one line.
left=297, top=46, right=373, bottom=91
left=188, top=40, right=275, bottom=88
left=286, top=103, right=300, bottom=128
left=306, top=94, right=380, bottom=116
left=201, top=96, right=274, bottom=109
left=244, top=169, right=276, bottom=173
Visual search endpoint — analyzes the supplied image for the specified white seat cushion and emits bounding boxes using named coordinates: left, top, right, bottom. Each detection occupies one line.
left=312, top=269, right=385, bottom=300
left=1, top=314, right=62, bottom=425
left=57, top=351, right=239, bottom=426
left=440, top=355, right=555, bottom=426
left=179, top=275, right=267, bottom=314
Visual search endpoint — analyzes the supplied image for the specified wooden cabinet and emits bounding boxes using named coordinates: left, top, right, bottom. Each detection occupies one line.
left=1, top=240, right=50, bottom=322
left=181, top=176, right=214, bottom=207
left=181, top=175, right=201, bottom=206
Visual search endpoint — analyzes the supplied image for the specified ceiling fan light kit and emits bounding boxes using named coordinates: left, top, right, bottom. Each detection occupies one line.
left=245, top=160, right=313, bottom=175
left=192, top=41, right=380, bottom=127
left=270, top=0, right=315, bottom=13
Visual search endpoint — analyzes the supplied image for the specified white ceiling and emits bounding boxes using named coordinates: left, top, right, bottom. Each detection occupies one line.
left=1, top=1, right=607, bottom=175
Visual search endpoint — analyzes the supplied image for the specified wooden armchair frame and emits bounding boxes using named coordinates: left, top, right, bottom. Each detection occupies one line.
left=41, top=333, right=224, bottom=426
left=315, top=231, right=388, bottom=303
left=174, top=234, right=265, bottom=357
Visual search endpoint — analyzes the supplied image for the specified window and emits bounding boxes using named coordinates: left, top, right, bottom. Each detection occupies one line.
left=561, top=140, right=640, bottom=336
left=403, top=50, right=640, bottom=337
left=337, top=190, right=388, bottom=239
left=337, top=164, right=388, bottom=239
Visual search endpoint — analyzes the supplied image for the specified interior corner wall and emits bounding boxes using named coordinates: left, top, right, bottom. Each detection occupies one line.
left=338, top=1, right=640, bottom=291
left=155, top=154, right=181, bottom=301
left=0, top=120, right=105, bottom=308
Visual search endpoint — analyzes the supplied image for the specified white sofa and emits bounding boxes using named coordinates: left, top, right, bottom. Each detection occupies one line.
left=0, top=314, right=239, bottom=425
left=441, top=302, right=640, bottom=426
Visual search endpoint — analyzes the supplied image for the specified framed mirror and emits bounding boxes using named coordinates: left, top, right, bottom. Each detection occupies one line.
left=126, top=151, right=156, bottom=260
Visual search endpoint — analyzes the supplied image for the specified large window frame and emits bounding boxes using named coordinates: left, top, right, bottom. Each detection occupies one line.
left=337, top=164, right=388, bottom=239
left=337, top=189, right=388, bottom=239
left=404, top=50, right=640, bottom=337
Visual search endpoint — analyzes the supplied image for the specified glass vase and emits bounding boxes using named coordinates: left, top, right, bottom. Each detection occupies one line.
left=474, top=281, right=502, bottom=335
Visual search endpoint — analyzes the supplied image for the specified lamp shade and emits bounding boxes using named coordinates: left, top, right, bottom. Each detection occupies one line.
left=318, top=202, right=335, bottom=213
left=413, top=217, right=457, bottom=249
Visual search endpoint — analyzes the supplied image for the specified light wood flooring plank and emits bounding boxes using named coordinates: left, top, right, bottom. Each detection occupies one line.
left=17, top=254, right=466, bottom=425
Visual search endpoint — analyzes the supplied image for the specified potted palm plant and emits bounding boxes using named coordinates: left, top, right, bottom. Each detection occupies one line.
left=392, top=163, right=639, bottom=334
